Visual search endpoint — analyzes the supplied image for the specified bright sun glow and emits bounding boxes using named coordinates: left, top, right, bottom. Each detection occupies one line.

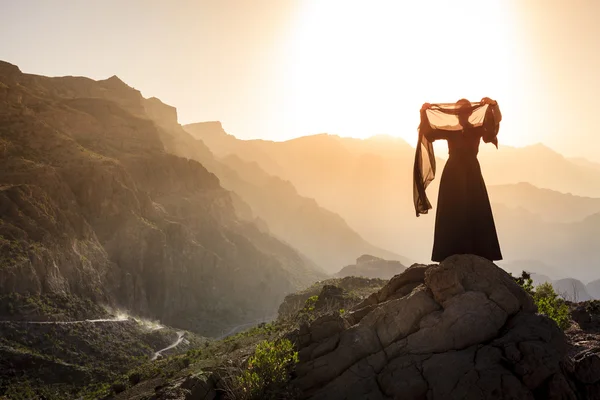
left=277, top=0, right=522, bottom=147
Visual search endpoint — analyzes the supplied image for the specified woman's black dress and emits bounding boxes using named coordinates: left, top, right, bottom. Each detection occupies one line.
left=414, top=105, right=503, bottom=262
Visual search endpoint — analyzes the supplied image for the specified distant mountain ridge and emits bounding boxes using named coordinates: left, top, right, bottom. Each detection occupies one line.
left=479, top=142, right=600, bottom=198
left=184, top=122, right=412, bottom=271
left=487, top=182, right=600, bottom=223
left=500, top=260, right=597, bottom=302
left=184, top=122, right=600, bottom=281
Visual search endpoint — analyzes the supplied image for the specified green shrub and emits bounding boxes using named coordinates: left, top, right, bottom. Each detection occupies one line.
left=236, top=338, right=299, bottom=399
left=295, top=295, right=319, bottom=323
left=303, top=296, right=318, bottom=313
left=586, top=300, right=600, bottom=314
left=512, top=271, right=571, bottom=331
left=534, top=282, right=571, bottom=330
left=511, top=271, right=534, bottom=296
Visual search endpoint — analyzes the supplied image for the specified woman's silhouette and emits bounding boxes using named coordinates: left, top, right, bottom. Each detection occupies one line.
left=413, top=97, right=502, bottom=262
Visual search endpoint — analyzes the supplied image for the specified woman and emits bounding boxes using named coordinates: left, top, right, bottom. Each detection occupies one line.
left=413, top=97, right=502, bottom=262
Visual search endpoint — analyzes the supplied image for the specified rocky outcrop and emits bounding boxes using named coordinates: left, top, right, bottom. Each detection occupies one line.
left=292, top=255, right=579, bottom=400
left=277, top=277, right=386, bottom=319
left=150, top=372, right=217, bottom=400
left=566, top=300, right=600, bottom=396
left=336, top=255, right=406, bottom=279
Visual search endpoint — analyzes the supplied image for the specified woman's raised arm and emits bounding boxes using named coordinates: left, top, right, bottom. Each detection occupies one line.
left=419, top=106, right=452, bottom=142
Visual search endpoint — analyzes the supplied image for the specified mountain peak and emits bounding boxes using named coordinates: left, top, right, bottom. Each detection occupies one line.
left=105, top=74, right=126, bottom=84
left=184, top=121, right=230, bottom=142
left=99, top=75, right=139, bottom=94
left=524, top=142, right=562, bottom=156
left=0, top=60, right=22, bottom=79
left=143, top=96, right=179, bottom=126
left=146, top=96, right=168, bottom=105
left=185, top=121, right=225, bottom=133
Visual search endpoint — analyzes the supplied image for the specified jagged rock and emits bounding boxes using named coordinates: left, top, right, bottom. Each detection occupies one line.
left=314, top=285, right=346, bottom=311
left=278, top=277, right=386, bottom=319
left=148, top=372, right=216, bottom=400
left=336, top=255, right=407, bottom=280
left=180, top=372, right=217, bottom=400
left=375, top=264, right=430, bottom=304
left=150, top=386, right=188, bottom=400
left=573, top=351, right=600, bottom=384
left=360, top=285, right=439, bottom=348
left=571, top=301, right=600, bottom=331
left=309, top=313, right=350, bottom=344
left=572, top=304, right=592, bottom=327
left=293, top=254, right=577, bottom=400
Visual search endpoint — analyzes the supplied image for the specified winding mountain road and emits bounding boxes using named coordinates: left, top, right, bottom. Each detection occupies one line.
left=0, top=316, right=129, bottom=325
left=0, top=315, right=277, bottom=361
left=152, top=331, right=186, bottom=360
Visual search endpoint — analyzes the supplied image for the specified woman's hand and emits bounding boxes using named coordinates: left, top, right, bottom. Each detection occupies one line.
left=480, top=97, right=497, bottom=105
left=421, top=102, right=432, bottom=111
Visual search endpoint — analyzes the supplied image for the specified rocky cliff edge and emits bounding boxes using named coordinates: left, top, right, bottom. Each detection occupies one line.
left=293, top=254, right=577, bottom=400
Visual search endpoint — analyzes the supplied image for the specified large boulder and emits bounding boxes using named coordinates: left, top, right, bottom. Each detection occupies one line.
left=293, top=254, right=577, bottom=400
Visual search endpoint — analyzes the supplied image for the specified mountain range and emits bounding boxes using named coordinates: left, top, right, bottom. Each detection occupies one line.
left=3, top=60, right=600, bottom=398
left=2, top=59, right=600, bottom=334
left=186, top=122, right=600, bottom=282
left=0, top=61, right=327, bottom=336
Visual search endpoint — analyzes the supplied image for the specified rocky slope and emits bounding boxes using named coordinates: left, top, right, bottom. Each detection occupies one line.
left=217, top=154, right=408, bottom=272
left=184, top=126, right=421, bottom=260
left=107, top=254, right=600, bottom=400
left=277, top=276, right=387, bottom=320
left=335, top=254, right=406, bottom=279
left=0, top=60, right=324, bottom=336
left=292, top=254, right=581, bottom=399
left=0, top=315, right=203, bottom=398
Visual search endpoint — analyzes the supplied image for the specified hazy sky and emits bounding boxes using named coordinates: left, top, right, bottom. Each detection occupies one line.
left=1, top=0, right=599, bottom=161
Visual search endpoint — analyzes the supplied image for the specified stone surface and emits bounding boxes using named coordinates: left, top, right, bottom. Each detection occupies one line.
left=360, top=285, right=439, bottom=348
left=293, top=254, right=578, bottom=400
left=574, top=351, right=600, bottom=384
left=180, top=372, right=217, bottom=400
left=335, top=254, right=407, bottom=280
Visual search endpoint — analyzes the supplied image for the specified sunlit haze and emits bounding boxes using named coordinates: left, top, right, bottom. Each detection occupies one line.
left=4, top=3, right=600, bottom=394
left=1, top=0, right=599, bottom=160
